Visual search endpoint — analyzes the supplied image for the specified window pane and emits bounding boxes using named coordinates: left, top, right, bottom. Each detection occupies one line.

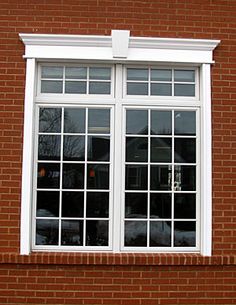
left=174, top=194, right=196, bottom=219
left=89, top=68, right=111, bottom=80
left=36, top=191, right=60, bottom=217
left=87, top=164, right=109, bottom=189
left=89, top=82, right=111, bottom=94
left=37, top=163, right=60, bottom=189
left=127, top=68, right=148, bottom=81
left=151, top=110, right=172, bottom=135
left=174, top=221, right=196, bottom=247
left=39, top=108, right=61, bottom=133
left=36, top=219, right=59, bottom=245
left=151, top=83, right=172, bottom=96
left=150, top=165, right=172, bottom=190
left=65, top=67, right=87, bottom=79
left=41, top=80, right=63, bottom=93
left=125, top=165, right=148, bottom=190
left=127, top=83, right=148, bottom=95
left=151, top=69, right=172, bottom=81
left=125, top=193, right=147, bottom=218
left=174, top=84, right=195, bottom=97
left=151, top=138, right=172, bottom=163
left=174, top=138, right=196, bottom=163
left=88, top=109, right=110, bottom=134
left=174, top=165, right=196, bottom=191
left=125, top=221, right=147, bottom=246
left=41, top=66, right=63, bottom=79
left=64, top=108, right=85, bottom=133
left=63, top=136, right=85, bottom=161
left=86, top=192, right=109, bottom=218
left=86, top=220, right=108, bottom=246
left=150, top=193, right=171, bottom=218
left=150, top=221, right=171, bottom=247
left=62, top=191, right=84, bottom=217
left=38, top=135, right=61, bottom=161
left=62, top=164, right=84, bottom=189
left=87, top=136, right=110, bottom=161
left=174, top=70, right=195, bottom=82
left=65, top=81, right=86, bottom=94
left=61, top=220, right=83, bottom=246
left=126, top=110, right=148, bottom=135
left=126, top=137, right=148, bottom=162
left=174, top=111, right=196, bottom=135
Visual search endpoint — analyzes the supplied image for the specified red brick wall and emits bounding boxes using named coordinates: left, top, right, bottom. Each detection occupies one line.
left=0, top=0, right=236, bottom=304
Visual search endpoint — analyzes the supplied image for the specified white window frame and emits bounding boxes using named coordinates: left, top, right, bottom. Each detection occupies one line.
left=19, top=30, right=220, bottom=255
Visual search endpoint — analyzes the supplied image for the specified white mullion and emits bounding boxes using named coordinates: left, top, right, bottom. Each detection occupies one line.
left=58, top=107, right=64, bottom=247
left=83, top=107, right=88, bottom=246
left=171, top=109, right=175, bottom=248
left=147, top=109, right=151, bottom=247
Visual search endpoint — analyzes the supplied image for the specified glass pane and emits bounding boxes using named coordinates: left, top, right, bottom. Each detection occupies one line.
left=38, top=135, right=61, bottom=160
left=127, top=83, right=148, bottom=95
left=87, top=164, right=109, bottom=189
left=150, top=221, right=171, bottom=247
left=174, top=84, right=195, bottom=97
left=41, top=80, right=63, bottom=93
left=65, top=81, right=86, bottom=94
left=125, top=165, right=148, bottom=190
left=151, top=110, right=172, bottom=135
left=63, top=136, right=85, bottom=161
left=62, top=191, right=84, bottom=217
left=151, top=83, right=172, bottom=96
left=41, top=66, right=63, bottom=79
left=86, top=192, right=109, bottom=218
left=89, top=82, right=111, bottom=94
left=125, top=221, right=147, bottom=247
left=37, top=163, right=60, bottom=189
left=174, top=138, right=196, bottom=163
left=61, top=220, right=83, bottom=246
left=126, top=137, right=148, bottom=162
left=151, top=138, right=172, bottom=163
left=174, top=194, right=196, bottom=219
left=150, top=193, right=171, bottom=218
left=174, top=221, right=196, bottom=247
left=36, top=219, right=59, bottom=245
left=174, top=111, right=196, bottom=135
left=64, top=108, right=85, bottom=133
left=127, top=68, right=148, bottom=81
left=174, top=70, right=195, bottom=82
left=126, top=110, right=148, bottom=135
left=65, top=67, right=87, bottom=79
left=62, top=164, right=84, bottom=189
left=87, top=136, right=110, bottom=161
left=174, top=165, right=196, bottom=191
left=150, top=165, right=172, bottom=190
left=88, top=109, right=110, bottom=134
left=125, top=193, right=147, bottom=218
left=89, top=67, right=111, bottom=80
left=39, top=108, right=61, bottom=133
left=86, top=220, right=108, bottom=246
left=36, top=191, right=59, bottom=217
left=151, top=69, right=172, bottom=81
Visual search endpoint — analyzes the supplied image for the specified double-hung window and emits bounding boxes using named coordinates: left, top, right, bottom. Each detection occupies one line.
left=20, top=31, right=219, bottom=255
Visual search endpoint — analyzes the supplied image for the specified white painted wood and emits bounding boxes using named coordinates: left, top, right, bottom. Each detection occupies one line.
left=112, top=30, right=130, bottom=58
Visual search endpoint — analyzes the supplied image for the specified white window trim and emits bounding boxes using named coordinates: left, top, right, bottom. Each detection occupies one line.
left=20, top=30, right=220, bottom=255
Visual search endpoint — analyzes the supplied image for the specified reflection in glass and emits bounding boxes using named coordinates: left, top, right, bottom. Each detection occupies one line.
left=41, top=66, right=63, bottom=78
left=65, top=81, right=86, bottom=94
left=38, top=135, right=61, bottom=160
left=36, top=219, right=59, bottom=245
left=151, top=110, right=172, bottom=135
left=125, top=221, right=147, bottom=247
left=127, top=83, right=148, bottom=95
left=89, top=82, right=111, bottom=94
left=126, top=110, right=148, bottom=135
left=174, top=111, right=196, bottom=135
left=36, top=191, right=59, bottom=217
left=87, top=164, right=109, bottom=189
left=87, top=136, right=110, bottom=161
left=150, top=165, right=172, bottom=190
left=65, top=67, right=87, bottom=79
left=150, top=221, right=171, bottom=246
left=151, top=83, right=172, bottom=96
left=86, top=192, right=109, bottom=218
left=125, top=193, right=147, bottom=218
left=39, top=108, right=61, bottom=133
left=174, top=138, right=196, bottom=163
left=63, top=136, right=85, bottom=161
left=174, top=165, right=196, bottom=191
left=37, top=163, right=60, bottom=189
left=174, top=70, right=195, bottom=82
left=151, top=138, right=172, bottom=162
left=62, top=164, right=84, bottom=189
left=174, top=221, right=196, bottom=247
left=127, top=68, right=148, bottom=81
left=64, top=108, right=85, bottom=133
left=151, top=69, right=172, bottom=81
left=150, top=193, right=171, bottom=218
left=174, top=194, right=196, bottom=219
left=86, top=220, right=108, bottom=246
left=88, top=109, right=110, bottom=134
left=41, top=80, right=63, bottom=93
left=89, top=67, right=111, bottom=80
left=62, top=191, right=84, bottom=217
left=61, top=220, right=83, bottom=246
left=174, top=84, right=195, bottom=97
left=125, top=165, right=148, bottom=190
left=126, top=137, right=148, bottom=162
